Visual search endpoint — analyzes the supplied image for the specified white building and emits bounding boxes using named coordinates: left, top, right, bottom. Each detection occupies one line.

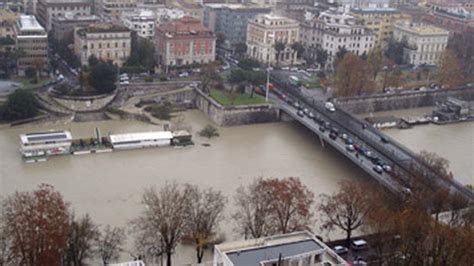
left=121, top=9, right=156, bottom=39
left=300, top=8, right=375, bottom=68
left=246, top=13, right=300, bottom=66
left=109, top=131, right=173, bottom=149
left=213, top=231, right=348, bottom=266
left=20, top=131, right=72, bottom=160
left=393, top=22, right=449, bottom=66
left=15, top=15, right=48, bottom=75
left=154, top=8, right=185, bottom=24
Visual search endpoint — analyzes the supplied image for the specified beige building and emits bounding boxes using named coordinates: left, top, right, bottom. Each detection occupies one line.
left=98, top=0, right=137, bottom=19
left=393, top=22, right=449, bottom=66
left=213, top=231, right=348, bottom=266
left=37, top=0, right=93, bottom=31
left=0, top=9, right=18, bottom=38
left=15, top=15, right=48, bottom=75
left=74, top=24, right=131, bottom=66
left=246, top=13, right=299, bottom=66
left=351, top=7, right=411, bottom=48
left=52, top=13, right=100, bottom=44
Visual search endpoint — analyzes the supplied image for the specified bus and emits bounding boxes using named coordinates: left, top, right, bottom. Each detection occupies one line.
left=288, top=75, right=301, bottom=87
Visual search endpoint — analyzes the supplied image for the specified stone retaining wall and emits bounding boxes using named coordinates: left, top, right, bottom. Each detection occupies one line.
left=194, top=89, right=279, bottom=127
left=335, top=88, right=474, bottom=114
left=50, top=91, right=117, bottom=112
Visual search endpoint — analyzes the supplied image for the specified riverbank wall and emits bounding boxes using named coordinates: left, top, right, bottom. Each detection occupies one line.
left=50, top=91, right=117, bottom=112
left=194, top=89, right=278, bottom=126
left=335, top=87, right=474, bottom=114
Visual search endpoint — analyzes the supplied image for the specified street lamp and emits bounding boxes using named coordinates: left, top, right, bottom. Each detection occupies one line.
left=266, top=66, right=273, bottom=102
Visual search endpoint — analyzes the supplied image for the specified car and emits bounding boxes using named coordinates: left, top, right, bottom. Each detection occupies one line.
left=325, top=102, right=336, bottom=112
left=119, top=80, right=129, bottom=85
left=353, top=143, right=362, bottom=152
left=293, top=102, right=300, bottom=109
left=323, top=121, right=331, bottom=129
left=281, top=66, right=290, bottom=71
left=313, top=114, right=323, bottom=124
left=345, top=138, right=354, bottom=145
left=351, top=239, right=368, bottom=250
left=308, top=112, right=315, bottom=119
left=382, top=165, right=392, bottom=173
left=329, top=132, right=338, bottom=140
left=303, top=108, right=310, bottom=115
left=340, top=133, right=348, bottom=141
left=222, top=64, right=230, bottom=70
left=381, top=136, right=390, bottom=143
left=56, top=74, right=64, bottom=81
left=319, top=125, right=326, bottom=132
left=352, top=259, right=368, bottom=266
left=373, top=165, right=383, bottom=174
left=290, top=67, right=298, bottom=71
left=286, top=98, right=294, bottom=105
left=333, top=245, right=349, bottom=254
left=346, top=144, right=355, bottom=152
left=178, top=72, right=189, bottom=77
left=297, top=110, right=304, bottom=117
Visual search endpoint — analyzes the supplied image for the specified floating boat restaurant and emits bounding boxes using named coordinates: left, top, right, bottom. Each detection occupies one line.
left=19, top=129, right=192, bottom=163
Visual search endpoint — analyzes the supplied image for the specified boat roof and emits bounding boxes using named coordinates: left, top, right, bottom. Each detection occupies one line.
left=20, top=131, right=72, bottom=144
left=110, top=131, right=173, bottom=143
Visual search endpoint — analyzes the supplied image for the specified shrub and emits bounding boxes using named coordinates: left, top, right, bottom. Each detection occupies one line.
left=199, top=125, right=219, bottom=139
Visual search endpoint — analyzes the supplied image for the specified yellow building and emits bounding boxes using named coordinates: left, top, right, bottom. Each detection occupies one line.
left=74, top=24, right=131, bottom=66
left=351, top=7, right=411, bottom=48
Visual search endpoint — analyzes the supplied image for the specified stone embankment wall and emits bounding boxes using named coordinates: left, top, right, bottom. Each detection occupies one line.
left=194, top=89, right=278, bottom=127
left=50, top=91, right=117, bottom=112
left=335, top=87, right=474, bottom=114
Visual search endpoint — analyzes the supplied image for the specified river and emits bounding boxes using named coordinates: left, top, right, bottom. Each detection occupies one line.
left=0, top=108, right=472, bottom=265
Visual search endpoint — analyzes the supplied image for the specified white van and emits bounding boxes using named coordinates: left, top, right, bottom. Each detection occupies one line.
left=351, top=239, right=368, bottom=250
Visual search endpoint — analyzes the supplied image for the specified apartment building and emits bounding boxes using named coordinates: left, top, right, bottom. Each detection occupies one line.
left=300, top=9, right=375, bottom=68
left=0, top=9, right=18, bottom=38
left=15, top=15, right=48, bottom=75
left=52, top=13, right=100, bottom=44
left=98, top=0, right=137, bottom=19
left=74, top=24, right=131, bottom=66
left=246, top=13, right=300, bottom=66
left=36, top=0, right=93, bottom=31
left=213, top=231, right=348, bottom=266
left=155, top=16, right=216, bottom=67
left=121, top=9, right=156, bottom=39
left=393, top=22, right=449, bottom=65
left=351, top=7, right=411, bottom=48
left=203, top=3, right=271, bottom=47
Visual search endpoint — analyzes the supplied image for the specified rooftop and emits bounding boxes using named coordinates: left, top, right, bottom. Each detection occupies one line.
left=20, top=131, right=72, bottom=145
left=109, top=131, right=173, bottom=144
left=76, top=23, right=130, bottom=35
left=351, top=7, right=400, bottom=14
left=395, top=22, right=449, bottom=35
left=157, top=16, right=213, bottom=37
left=18, top=15, right=45, bottom=32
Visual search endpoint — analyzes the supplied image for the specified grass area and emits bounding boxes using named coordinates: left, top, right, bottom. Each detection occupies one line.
left=18, top=77, right=51, bottom=89
left=210, top=89, right=267, bottom=106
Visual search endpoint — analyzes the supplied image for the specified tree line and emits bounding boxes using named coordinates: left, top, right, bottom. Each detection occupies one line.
left=1, top=172, right=472, bottom=266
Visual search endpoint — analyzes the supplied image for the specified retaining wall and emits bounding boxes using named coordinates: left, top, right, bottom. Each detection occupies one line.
left=50, top=91, right=117, bottom=112
left=335, top=88, right=474, bottom=114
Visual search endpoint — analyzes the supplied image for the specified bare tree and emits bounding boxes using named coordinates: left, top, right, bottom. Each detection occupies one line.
left=262, top=177, right=314, bottom=234
left=96, top=225, right=125, bottom=265
left=64, top=214, right=100, bottom=266
left=233, top=177, right=315, bottom=239
left=133, top=183, right=188, bottom=266
left=0, top=184, right=70, bottom=266
left=318, top=180, right=368, bottom=245
left=0, top=204, right=14, bottom=266
left=233, top=178, right=274, bottom=239
left=418, top=150, right=453, bottom=180
left=184, top=185, right=226, bottom=263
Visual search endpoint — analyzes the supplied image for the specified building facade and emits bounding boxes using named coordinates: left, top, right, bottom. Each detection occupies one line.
left=203, top=4, right=271, bottom=47
left=172, top=0, right=203, bottom=21
left=74, top=24, right=131, bottom=66
left=0, top=9, right=18, bottom=38
left=98, top=0, right=137, bottom=19
left=121, top=9, right=156, bottom=39
left=52, top=13, right=100, bottom=44
left=300, top=9, right=375, bottom=68
left=15, top=15, right=48, bottom=75
left=37, top=0, right=93, bottom=31
left=155, top=16, right=216, bottom=67
left=213, top=231, right=348, bottom=266
left=351, top=7, right=411, bottom=48
left=393, top=22, right=449, bottom=66
left=246, top=13, right=300, bottom=66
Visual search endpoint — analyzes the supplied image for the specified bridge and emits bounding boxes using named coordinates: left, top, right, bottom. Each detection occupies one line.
left=269, top=74, right=474, bottom=203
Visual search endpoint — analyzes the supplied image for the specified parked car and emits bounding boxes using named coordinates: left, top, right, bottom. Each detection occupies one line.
left=178, top=72, right=189, bottom=77
left=382, top=165, right=392, bottom=173
left=340, top=133, right=348, bottom=141
left=303, top=108, right=310, bottom=116
left=297, top=110, right=304, bottom=117
left=351, top=239, right=368, bottom=250
left=333, top=245, right=349, bottom=255
left=324, top=121, right=331, bottom=130
left=325, top=102, right=336, bottom=112
left=308, top=112, right=315, bottom=119
left=345, top=138, right=354, bottom=145
left=346, top=144, right=355, bottom=152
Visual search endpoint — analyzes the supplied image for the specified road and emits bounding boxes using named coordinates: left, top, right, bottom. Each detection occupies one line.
left=269, top=72, right=474, bottom=203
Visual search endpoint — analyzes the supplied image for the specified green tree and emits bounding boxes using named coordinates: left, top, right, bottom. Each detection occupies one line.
left=228, top=69, right=247, bottom=92
left=24, top=67, right=36, bottom=80
left=216, top=33, right=226, bottom=47
left=334, top=47, right=348, bottom=67
left=88, top=62, right=117, bottom=94
left=238, top=58, right=260, bottom=70
left=274, top=41, right=286, bottom=66
left=385, top=37, right=406, bottom=65
left=367, top=48, right=384, bottom=80
left=291, top=42, right=305, bottom=59
left=125, top=34, right=156, bottom=71
left=316, top=48, right=328, bottom=69
left=3, top=89, right=39, bottom=120
left=199, top=125, right=219, bottom=138
left=234, top=42, right=247, bottom=57
left=88, top=55, right=99, bottom=67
